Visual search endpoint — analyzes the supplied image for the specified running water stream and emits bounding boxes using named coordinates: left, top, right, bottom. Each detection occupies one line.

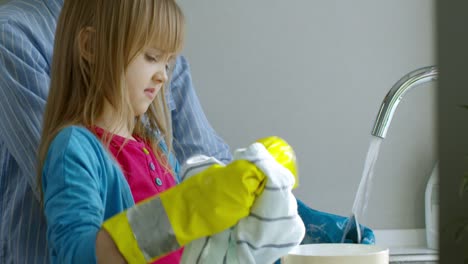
left=341, top=136, right=383, bottom=243
left=339, top=66, right=437, bottom=243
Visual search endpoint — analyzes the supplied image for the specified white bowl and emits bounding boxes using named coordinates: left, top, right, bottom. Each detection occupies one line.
left=281, top=244, right=389, bottom=264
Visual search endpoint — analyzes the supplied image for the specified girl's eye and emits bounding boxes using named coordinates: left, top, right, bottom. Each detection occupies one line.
left=165, top=64, right=170, bottom=71
left=145, top=54, right=158, bottom=62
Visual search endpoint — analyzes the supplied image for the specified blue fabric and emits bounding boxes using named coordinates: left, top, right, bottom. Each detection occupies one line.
left=297, top=199, right=375, bottom=244
left=0, top=1, right=229, bottom=263
left=0, top=1, right=62, bottom=263
left=42, top=126, right=134, bottom=263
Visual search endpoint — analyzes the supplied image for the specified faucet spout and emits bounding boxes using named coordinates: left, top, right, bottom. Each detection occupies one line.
left=371, top=65, right=438, bottom=138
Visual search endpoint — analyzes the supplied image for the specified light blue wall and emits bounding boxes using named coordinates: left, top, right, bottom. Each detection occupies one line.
left=178, top=0, right=436, bottom=230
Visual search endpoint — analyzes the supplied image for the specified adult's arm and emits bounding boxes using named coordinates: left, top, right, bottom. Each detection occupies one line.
left=169, top=56, right=232, bottom=164
left=0, top=22, right=50, bottom=200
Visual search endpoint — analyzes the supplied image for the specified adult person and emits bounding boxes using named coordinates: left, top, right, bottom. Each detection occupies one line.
left=0, top=0, right=373, bottom=263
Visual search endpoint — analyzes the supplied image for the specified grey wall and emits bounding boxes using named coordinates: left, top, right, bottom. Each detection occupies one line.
left=178, top=0, right=436, bottom=230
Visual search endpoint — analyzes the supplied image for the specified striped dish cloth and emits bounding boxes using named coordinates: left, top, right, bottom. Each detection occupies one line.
left=180, top=142, right=305, bottom=264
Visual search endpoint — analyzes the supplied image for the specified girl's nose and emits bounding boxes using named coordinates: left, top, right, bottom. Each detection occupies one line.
left=152, top=67, right=168, bottom=84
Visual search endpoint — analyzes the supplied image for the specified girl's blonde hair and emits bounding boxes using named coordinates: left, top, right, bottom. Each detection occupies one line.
left=37, top=0, right=185, bottom=200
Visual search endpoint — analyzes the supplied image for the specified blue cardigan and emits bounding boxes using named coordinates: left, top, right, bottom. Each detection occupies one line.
left=42, top=126, right=133, bottom=263
left=42, top=125, right=181, bottom=263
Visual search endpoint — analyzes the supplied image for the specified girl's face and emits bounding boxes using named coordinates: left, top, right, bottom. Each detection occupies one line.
left=125, top=48, right=170, bottom=116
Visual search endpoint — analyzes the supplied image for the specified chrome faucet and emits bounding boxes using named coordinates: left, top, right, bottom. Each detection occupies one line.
left=371, top=66, right=438, bottom=138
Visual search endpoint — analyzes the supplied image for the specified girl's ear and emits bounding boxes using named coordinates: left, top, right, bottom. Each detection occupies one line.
left=78, top=27, right=95, bottom=63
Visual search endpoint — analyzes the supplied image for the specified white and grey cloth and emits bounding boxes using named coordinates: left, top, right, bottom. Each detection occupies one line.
left=180, top=143, right=305, bottom=264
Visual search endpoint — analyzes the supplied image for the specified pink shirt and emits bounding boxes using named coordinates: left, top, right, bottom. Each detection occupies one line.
left=93, top=127, right=183, bottom=263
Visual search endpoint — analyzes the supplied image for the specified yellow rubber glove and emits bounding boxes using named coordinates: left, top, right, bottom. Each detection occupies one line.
left=102, top=136, right=297, bottom=264
left=256, top=136, right=299, bottom=188
left=162, top=160, right=268, bottom=244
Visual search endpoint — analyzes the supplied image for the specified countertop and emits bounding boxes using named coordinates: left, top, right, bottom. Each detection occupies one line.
left=374, top=229, right=438, bottom=263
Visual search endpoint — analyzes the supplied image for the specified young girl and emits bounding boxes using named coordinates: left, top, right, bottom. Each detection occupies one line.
left=38, top=0, right=301, bottom=263
left=37, top=0, right=187, bottom=262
